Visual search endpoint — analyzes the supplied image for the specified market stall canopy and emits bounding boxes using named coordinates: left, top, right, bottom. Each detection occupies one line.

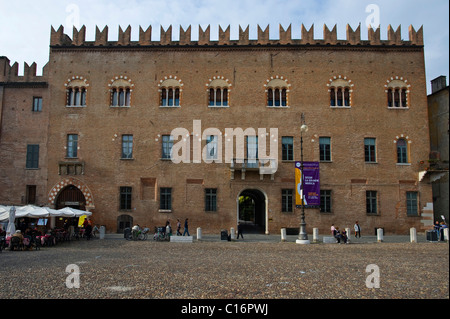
left=58, top=207, right=92, bottom=217
left=0, top=205, right=92, bottom=221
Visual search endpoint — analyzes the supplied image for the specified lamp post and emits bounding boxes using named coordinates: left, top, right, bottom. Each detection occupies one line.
left=296, top=113, right=310, bottom=244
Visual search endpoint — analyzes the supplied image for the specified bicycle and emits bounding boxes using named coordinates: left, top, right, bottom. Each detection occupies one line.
left=125, top=227, right=149, bottom=241
left=153, top=227, right=168, bottom=241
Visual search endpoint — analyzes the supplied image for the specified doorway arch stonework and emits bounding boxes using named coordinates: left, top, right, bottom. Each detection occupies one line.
left=48, top=177, right=94, bottom=209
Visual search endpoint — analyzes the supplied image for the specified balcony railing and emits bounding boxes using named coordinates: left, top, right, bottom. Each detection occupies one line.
left=230, top=158, right=277, bottom=180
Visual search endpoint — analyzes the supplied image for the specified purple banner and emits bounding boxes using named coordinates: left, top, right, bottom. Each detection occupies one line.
left=295, top=161, right=320, bottom=206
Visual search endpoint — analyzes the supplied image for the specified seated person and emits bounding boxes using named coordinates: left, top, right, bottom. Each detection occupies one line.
left=333, top=227, right=341, bottom=243
left=12, top=230, right=24, bottom=241
left=132, top=224, right=141, bottom=239
left=11, top=230, right=24, bottom=249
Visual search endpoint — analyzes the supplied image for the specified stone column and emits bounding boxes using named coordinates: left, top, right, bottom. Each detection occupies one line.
left=377, top=228, right=383, bottom=242
left=313, top=228, right=319, bottom=243
left=281, top=228, right=287, bottom=242
left=410, top=227, right=417, bottom=243
left=230, top=227, right=235, bottom=240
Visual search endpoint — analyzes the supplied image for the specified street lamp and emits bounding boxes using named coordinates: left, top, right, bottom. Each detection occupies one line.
left=296, top=113, right=310, bottom=244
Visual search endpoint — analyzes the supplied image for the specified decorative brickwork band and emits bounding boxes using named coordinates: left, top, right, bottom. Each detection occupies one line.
left=50, top=24, right=424, bottom=47
left=48, top=178, right=94, bottom=208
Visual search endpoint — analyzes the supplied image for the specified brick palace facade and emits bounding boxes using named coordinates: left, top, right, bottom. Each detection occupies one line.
left=0, top=23, right=435, bottom=234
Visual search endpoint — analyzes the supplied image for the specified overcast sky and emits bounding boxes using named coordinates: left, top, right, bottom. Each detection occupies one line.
left=0, top=0, right=448, bottom=93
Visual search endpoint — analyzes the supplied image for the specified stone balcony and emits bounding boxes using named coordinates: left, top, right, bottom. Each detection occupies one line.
left=230, top=158, right=277, bottom=180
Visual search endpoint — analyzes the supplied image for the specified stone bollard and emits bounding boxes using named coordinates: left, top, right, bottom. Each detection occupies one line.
left=281, top=228, right=287, bottom=242
left=99, top=225, right=105, bottom=240
left=230, top=227, right=236, bottom=240
left=410, top=227, right=417, bottom=243
left=377, top=228, right=383, bottom=242
left=197, top=227, right=202, bottom=241
left=313, top=228, right=319, bottom=243
left=444, top=228, right=449, bottom=242
left=345, top=228, right=351, bottom=243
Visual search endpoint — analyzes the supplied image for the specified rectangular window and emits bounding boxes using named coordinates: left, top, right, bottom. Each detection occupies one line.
left=366, top=191, right=377, bottom=214
left=162, top=135, right=173, bottom=159
left=209, top=88, right=228, bottom=107
left=320, top=190, right=332, bottom=213
left=32, top=97, right=42, bottom=112
left=121, top=135, right=133, bottom=159
left=120, top=186, right=132, bottom=210
left=364, top=138, right=376, bottom=163
left=330, top=88, right=336, bottom=106
left=26, top=144, right=39, bottom=169
left=67, top=134, right=78, bottom=158
left=161, top=88, right=180, bottom=107
left=160, top=187, right=172, bottom=210
left=205, top=188, right=217, bottom=212
left=281, top=189, right=293, bottom=212
left=206, top=135, right=218, bottom=160
left=319, top=137, right=331, bottom=161
left=246, top=136, right=258, bottom=168
left=282, top=136, right=294, bottom=161
left=26, top=185, right=37, bottom=204
left=406, top=192, right=418, bottom=216
left=397, top=139, right=408, bottom=163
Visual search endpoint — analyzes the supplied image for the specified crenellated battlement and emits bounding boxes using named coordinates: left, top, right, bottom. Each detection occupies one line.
left=0, top=56, right=48, bottom=83
left=50, top=24, right=423, bottom=48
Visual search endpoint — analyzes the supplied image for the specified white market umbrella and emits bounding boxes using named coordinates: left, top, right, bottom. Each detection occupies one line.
left=58, top=207, right=92, bottom=217
left=1, top=205, right=36, bottom=222
left=6, top=206, right=16, bottom=236
left=25, top=207, right=55, bottom=218
left=0, top=206, right=9, bottom=221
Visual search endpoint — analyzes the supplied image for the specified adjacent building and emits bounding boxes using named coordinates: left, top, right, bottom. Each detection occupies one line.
left=427, top=76, right=449, bottom=223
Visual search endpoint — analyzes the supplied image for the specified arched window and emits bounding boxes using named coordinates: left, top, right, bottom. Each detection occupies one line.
left=265, top=77, right=289, bottom=107
left=386, top=78, right=410, bottom=108
left=207, top=76, right=231, bottom=107
left=328, top=76, right=352, bottom=107
left=394, top=135, right=412, bottom=164
left=65, top=76, right=88, bottom=107
left=109, top=76, right=134, bottom=107
left=159, top=77, right=183, bottom=107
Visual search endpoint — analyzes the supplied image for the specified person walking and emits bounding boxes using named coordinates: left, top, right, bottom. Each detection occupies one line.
left=176, top=219, right=182, bottom=236
left=183, top=218, right=190, bottom=236
left=354, top=221, right=361, bottom=238
left=236, top=222, right=244, bottom=240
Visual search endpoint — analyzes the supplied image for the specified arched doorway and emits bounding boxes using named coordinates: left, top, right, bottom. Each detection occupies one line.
left=55, top=185, right=86, bottom=210
left=237, top=189, right=267, bottom=234
left=55, top=185, right=86, bottom=228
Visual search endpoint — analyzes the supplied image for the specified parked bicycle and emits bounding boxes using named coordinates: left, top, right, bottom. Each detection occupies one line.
left=153, top=226, right=168, bottom=241
left=124, top=226, right=149, bottom=241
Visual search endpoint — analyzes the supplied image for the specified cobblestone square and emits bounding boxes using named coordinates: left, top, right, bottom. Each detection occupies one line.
left=1, top=234, right=448, bottom=302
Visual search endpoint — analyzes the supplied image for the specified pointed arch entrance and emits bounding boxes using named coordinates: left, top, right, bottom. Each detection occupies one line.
left=48, top=178, right=94, bottom=209
left=237, top=188, right=268, bottom=234
left=55, top=185, right=86, bottom=210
